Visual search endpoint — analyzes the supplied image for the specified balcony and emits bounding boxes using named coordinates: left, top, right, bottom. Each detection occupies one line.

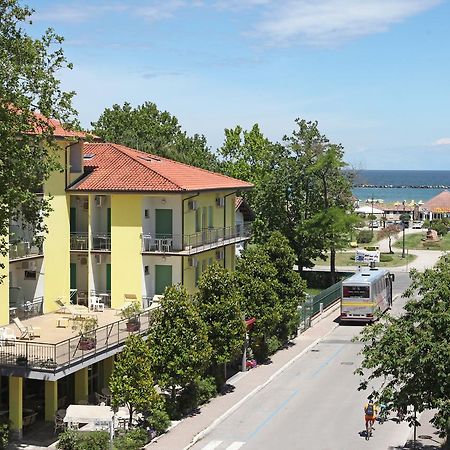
left=9, top=297, right=44, bottom=323
left=70, top=232, right=89, bottom=251
left=91, top=233, right=111, bottom=251
left=0, top=307, right=157, bottom=379
left=142, top=223, right=251, bottom=255
left=9, top=241, right=43, bottom=261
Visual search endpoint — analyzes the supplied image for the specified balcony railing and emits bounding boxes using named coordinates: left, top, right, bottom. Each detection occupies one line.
left=91, top=233, right=111, bottom=251
left=141, top=224, right=251, bottom=254
left=70, top=232, right=89, bottom=250
left=9, top=241, right=43, bottom=260
left=0, top=310, right=155, bottom=373
left=9, top=297, right=44, bottom=323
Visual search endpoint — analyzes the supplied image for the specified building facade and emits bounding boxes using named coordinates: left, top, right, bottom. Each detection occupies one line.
left=0, top=130, right=252, bottom=436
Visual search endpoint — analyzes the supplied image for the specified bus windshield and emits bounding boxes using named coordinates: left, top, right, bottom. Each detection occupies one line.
left=343, top=285, right=370, bottom=298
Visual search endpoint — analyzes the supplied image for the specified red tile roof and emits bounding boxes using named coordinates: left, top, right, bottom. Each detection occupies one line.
left=33, top=113, right=87, bottom=138
left=69, top=143, right=253, bottom=193
left=423, top=190, right=450, bottom=212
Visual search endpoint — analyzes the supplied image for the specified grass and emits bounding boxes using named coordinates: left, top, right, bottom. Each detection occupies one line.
left=394, top=232, right=450, bottom=251
left=314, top=251, right=416, bottom=268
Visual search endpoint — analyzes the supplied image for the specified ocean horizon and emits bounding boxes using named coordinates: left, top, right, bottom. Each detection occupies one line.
left=351, top=170, right=450, bottom=203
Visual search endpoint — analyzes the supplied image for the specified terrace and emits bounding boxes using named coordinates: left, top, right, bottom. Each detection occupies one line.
left=0, top=305, right=157, bottom=380
left=141, top=223, right=251, bottom=255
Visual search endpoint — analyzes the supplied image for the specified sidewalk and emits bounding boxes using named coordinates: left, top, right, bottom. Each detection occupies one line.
left=146, top=305, right=341, bottom=450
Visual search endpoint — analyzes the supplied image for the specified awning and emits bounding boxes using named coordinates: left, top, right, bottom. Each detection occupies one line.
left=64, top=404, right=114, bottom=440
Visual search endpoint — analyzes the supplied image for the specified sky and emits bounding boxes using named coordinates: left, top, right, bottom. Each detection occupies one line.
left=27, top=0, right=450, bottom=169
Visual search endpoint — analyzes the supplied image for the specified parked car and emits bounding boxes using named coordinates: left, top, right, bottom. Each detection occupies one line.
left=369, top=221, right=379, bottom=228
left=412, top=220, right=424, bottom=229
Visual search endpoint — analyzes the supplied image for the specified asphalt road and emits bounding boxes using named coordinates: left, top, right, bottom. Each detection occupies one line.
left=191, top=272, right=413, bottom=450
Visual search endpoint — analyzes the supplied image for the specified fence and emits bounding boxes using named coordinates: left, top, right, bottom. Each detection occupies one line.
left=0, top=309, right=156, bottom=373
left=298, top=274, right=352, bottom=332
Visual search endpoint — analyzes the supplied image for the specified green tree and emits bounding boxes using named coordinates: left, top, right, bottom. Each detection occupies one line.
left=0, top=0, right=77, bottom=273
left=147, top=285, right=212, bottom=401
left=91, top=101, right=217, bottom=170
left=377, top=224, right=401, bottom=253
left=235, top=244, right=281, bottom=360
left=355, top=256, right=450, bottom=436
left=196, top=263, right=245, bottom=386
left=263, top=231, right=306, bottom=342
left=284, top=120, right=354, bottom=282
left=109, top=334, right=161, bottom=426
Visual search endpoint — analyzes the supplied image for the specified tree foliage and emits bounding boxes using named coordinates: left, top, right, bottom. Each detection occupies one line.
left=0, top=0, right=77, bottom=269
left=355, top=256, right=450, bottom=436
left=91, top=101, right=217, bottom=171
left=109, top=334, right=161, bottom=426
left=196, top=263, right=245, bottom=384
left=377, top=224, right=401, bottom=253
left=219, top=120, right=354, bottom=276
left=147, top=285, right=212, bottom=399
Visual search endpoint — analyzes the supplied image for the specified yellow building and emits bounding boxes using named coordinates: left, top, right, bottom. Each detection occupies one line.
left=0, top=128, right=252, bottom=437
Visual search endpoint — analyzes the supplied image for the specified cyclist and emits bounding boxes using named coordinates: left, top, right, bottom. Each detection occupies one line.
left=364, top=398, right=378, bottom=439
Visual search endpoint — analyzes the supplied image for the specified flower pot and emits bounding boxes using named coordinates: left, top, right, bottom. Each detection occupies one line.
left=79, top=337, right=96, bottom=351
left=126, top=320, right=140, bottom=332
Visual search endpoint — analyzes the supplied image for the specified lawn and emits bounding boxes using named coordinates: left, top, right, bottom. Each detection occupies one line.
left=315, top=251, right=416, bottom=268
left=394, top=232, right=450, bottom=251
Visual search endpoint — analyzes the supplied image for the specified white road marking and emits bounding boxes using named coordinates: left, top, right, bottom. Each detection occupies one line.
left=201, top=441, right=223, bottom=450
left=226, top=442, right=245, bottom=450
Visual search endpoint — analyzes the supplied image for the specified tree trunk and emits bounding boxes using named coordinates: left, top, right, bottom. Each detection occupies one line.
left=171, top=385, right=176, bottom=402
left=330, top=247, right=336, bottom=285
left=388, top=237, right=392, bottom=254
left=128, top=406, right=133, bottom=427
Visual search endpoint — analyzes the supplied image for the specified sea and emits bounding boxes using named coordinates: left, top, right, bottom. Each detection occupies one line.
left=351, top=170, right=450, bottom=203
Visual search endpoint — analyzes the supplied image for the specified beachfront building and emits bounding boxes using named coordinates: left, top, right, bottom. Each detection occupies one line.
left=0, top=126, right=252, bottom=437
left=420, top=190, right=450, bottom=220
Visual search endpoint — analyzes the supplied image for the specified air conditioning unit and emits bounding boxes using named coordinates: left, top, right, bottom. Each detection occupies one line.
left=216, top=197, right=225, bottom=207
left=80, top=257, right=87, bottom=265
left=188, top=200, right=198, bottom=211
left=215, top=249, right=224, bottom=260
left=94, top=254, right=102, bottom=265
left=188, top=256, right=198, bottom=267
left=95, top=195, right=104, bottom=208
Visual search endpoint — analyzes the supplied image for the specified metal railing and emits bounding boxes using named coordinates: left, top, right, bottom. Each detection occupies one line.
left=9, top=241, right=43, bottom=260
left=141, top=224, right=251, bottom=254
left=70, top=232, right=89, bottom=250
left=0, top=310, right=156, bottom=373
left=9, top=297, right=44, bottom=323
left=91, top=233, right=111, bottom=251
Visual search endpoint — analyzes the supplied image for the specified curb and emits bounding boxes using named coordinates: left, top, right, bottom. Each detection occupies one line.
left=182, top=319, right=340, bottom=450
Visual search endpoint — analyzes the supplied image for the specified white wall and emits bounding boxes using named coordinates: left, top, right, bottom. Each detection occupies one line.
left=89, top=253, right=111, bottom=293
left=90, top=194, right=111, bottom=234
left=9, top=257, right=44, bottom=302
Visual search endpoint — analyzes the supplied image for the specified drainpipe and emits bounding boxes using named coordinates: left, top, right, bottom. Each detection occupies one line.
left=223, top=191, right=236, bottom=269
left=181, top=192, right=200, bottom=285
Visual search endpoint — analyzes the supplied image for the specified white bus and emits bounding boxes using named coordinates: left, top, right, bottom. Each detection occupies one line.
left=340, top=268, right=394, bottom=323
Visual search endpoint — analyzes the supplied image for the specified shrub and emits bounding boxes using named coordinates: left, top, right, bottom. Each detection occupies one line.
left=0, top=420, right=9, bottom=450
left=145, top=405, right=171, bottom=435
left=431, top=221, right=448, bottom=236
left=379, top=254, right=393, bottom=263
left=266, top=335, right=281, bottom=355
left=57, top=430, right=109, bottom=450
left=357, top=230, right=372, bottom=244
left=114, top=428, right=148, bottom=450
left=177, top=376, right=218, bottom=415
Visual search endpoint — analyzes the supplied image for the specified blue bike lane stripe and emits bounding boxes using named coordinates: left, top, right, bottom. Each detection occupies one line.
left=244, top=343, right=345, bottom=441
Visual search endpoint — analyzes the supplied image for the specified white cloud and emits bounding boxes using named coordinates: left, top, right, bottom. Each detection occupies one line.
left=433, top=138, right=450, bottom=146
left=251, top=0, right=442, bottom=46
left=135, top=1, right=187, bottom=22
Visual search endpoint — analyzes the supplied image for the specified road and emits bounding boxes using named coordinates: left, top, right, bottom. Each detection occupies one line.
left=191, top=272, right=413, bottom=450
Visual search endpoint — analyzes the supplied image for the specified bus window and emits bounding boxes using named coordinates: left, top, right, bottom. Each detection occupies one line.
left=343, top=285, right=370, bottom=298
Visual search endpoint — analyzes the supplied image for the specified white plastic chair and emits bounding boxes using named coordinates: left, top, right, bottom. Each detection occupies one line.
left=89, top=296, right=105, bottom=312
left=0, top=327, right=16, bottom=346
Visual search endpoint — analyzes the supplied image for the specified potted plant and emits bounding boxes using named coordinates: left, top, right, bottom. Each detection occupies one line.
left=75, top=316, right=98, bottom=350
left=121, top=302, right=142, bottom=332
left=16, top=355, right=27, bottom=366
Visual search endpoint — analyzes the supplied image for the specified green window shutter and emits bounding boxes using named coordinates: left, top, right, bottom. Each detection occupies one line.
left=195, top=209, right=201, bottom=232
left=155, top=209, right=173, bottom=238
left=208, top=206, right=213, bottom=228
left=70, top=263, right=77, bottom=290
left=107, top=208, right=111, bottom=234
left=70, top=207, right=77, bottom=233
left=106, top=264, right=111, bottom=292
left=155, top=265, right=172, bottom=295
